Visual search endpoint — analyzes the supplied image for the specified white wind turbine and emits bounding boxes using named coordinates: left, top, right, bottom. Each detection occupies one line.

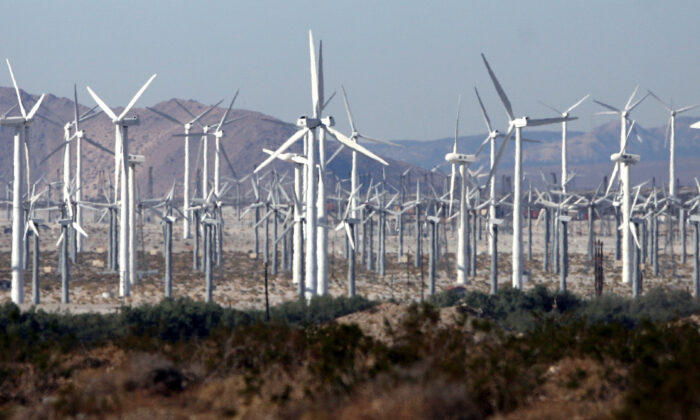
left=147, top=99, right=222, bottom=239
left=481, top=53, right=573, bottom=289
left=605, top=120, right=641, bottom=285
left=211, top=92, right=240, bottom=198
left=647, top=91, right=699, bottom=199
left=595, top=87, right=648, bottom=284
left=445, top=96, right=477, bottom=285
left=474, top=87, right=500, bottom=258
left=261, top=149, right=307, bottom=293
left=87, top=74, right=157, bottom=297
left=0, top=59, right=45, bottom=304
left=37, top=85, right=105, bottom=256
left=473, top=87, right=535, bottom=257
left=539, top=94, right=590, bottom=194
left=340, top=86, right=399, bottom=254
left=255, top=30, right=387, bottom=297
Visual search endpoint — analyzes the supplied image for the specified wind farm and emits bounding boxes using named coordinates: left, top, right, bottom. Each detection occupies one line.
left=0, top=1, right=699, bottom=418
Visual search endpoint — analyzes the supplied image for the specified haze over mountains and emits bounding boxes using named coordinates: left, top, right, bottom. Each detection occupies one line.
left=0, top=87, right=698, bottom=199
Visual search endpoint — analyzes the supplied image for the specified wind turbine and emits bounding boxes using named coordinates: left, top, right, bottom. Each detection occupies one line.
left=37, top=86, right=105, bottom=256
left=595, top=88, right=648, bottom=285
left=605, top=120, right=641, bottom=285
left=445, top=96, right=477, bottom=285
left=87, top=73, right=157, bottom=297
left=647, top=91, right=698, bottom=199
left=147, top=99, right=222, bottom=239
left=539, top=94, right=589, bottom=194
left=335, top=184, right=362, bottom=296
left=261, top=149, right=306, bottom=295
left=340, top=86, right=399, bottom=260
left=0, top=59, right=45, bottom=304
left=255, top=30, right=387, bottom=297
left=480, top=53, right=574, bottom=289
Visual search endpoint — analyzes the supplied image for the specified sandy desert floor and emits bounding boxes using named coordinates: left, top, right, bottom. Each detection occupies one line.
left=0, top=207, right=695, bottom=312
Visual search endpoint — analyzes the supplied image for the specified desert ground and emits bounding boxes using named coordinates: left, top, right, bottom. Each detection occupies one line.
left=0, top=206, right=695, bottom=312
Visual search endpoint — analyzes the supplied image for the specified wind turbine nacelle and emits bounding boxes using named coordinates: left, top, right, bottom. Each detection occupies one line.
left=610, top=152, right=640, bottom=165
left=346, top=217, right=360, bottom=225
left=0, top=116, right=25, bottom=127
left=57, top=218, right=73, bottom=226
left=513, top=117, right=529, bottom=128
left=444, top=153, right=477, bottom=165
left=689, top=215, right=700, bottom=223
left=558, top=215, right=572, bottom=223
left=690, top=121, right=700, bottom=129
left=490, top=218, right=504, bottom=226
left=296, top=116, right=321, bottom=129
left=121, top=116, right=140, bottom=127
left=128, top=154, right=145, bottom=165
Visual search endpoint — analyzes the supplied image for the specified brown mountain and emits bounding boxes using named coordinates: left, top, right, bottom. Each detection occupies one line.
left=0, top=88, right=425, bottom=201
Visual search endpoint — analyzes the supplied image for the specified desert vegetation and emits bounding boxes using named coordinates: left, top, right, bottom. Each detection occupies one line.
left=0, top=287, right=698, bottom=418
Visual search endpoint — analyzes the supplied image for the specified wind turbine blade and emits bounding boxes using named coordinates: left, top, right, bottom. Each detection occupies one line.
left=146, top=106, right=184, bottom=125
left=605, top=163, right=620, bottom=196
left=83, top=136, right=115, bottom=156
left=691, top=121, right=700, bottom=129
left=677, top=104, right=700, bottom=114
left=27, top=94, right=45, bottom=120
left=56, top=231, right=65, bottom=248
left=474, top=135, right=491, bottom=157
left=190, top=99, right=224, bottom=126
left=6, top=59, right=26, bottom=118
left=218, top=90, right=239, bottom=129
left=340, top=85, right=357, bottom=132
left=624, top=85, right=640, bottom=110
left=630, top=223, right=641, bottom=249
left=474, top=86, right=493, bottom=133
left=454, top=94, right=461, bottom=153
left=527, top=117, right=575, bottom=127
left=623, top=120, right=635, bottom=151
left=172, top=99, right=197, bottom=120
left=538, top=100, right=562, bottom=115
left=565, top=94, right=590, bottom=113
left=40, top=142, right=68, bottom=164
left=325, top=126, right=388, bottom=166
left=481, top=53, right=514, bottom=121
left=220, top=144, right=238, bottom=179
left=34, top=112, right=62, bottom=127
left=647, top=90, right=672, bottom=113
left=358, top=134, right=401, bottom=147
left=627, top=92, right=648, bottom=113
left=664, top=116, right=671, bottom=148
left=73, top=222, right=88, bottom=237
left=483, top=125, right=514, bottom=189
left=78, top=108, right=102, bottom=124
left=308, top=30, right=319, bottom=116
left=322, top=91, right=336, bottom=112
left=86, top=86, right=118, bottom=121
left=118, top=74, right=157, bottom=120
left=254, top=128, right=309, bottom=173
left=73, top=83, right=81, bottom=132
left=345, top=223, right=355, bottom=250
left=448, top=164, right=456, bottom=217
left=326, top=144, right=345, bottom=166
left=593, top=99, right=620, bottom=113
left=317, top=40, right=324, bottom=113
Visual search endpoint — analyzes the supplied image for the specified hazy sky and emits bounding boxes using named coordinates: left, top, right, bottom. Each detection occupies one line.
left=1, top=1, right=698, bottom=141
